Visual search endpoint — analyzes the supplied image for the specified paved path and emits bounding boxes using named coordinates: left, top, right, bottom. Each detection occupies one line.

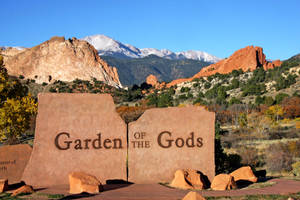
left=35, top=178, right=300, bottom=200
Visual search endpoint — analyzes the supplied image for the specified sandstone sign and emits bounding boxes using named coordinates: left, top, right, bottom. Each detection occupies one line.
left=0, top=144, right=32, bottom=184
left=128, top=106, right=215, bottom=183
left=22, top=94, right=127, bottom=186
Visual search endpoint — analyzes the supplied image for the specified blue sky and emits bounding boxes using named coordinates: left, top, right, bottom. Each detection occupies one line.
left=1, top=0, right=299, bottom=60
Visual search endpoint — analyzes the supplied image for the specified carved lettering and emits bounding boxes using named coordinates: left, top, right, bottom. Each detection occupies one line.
left=54, top=132, right=71, bottom=150
left=157, top=131, right=203, bottom=148
left=54, top=132, right=123, bottom=150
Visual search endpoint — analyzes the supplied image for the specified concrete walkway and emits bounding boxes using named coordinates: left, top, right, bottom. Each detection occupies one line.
left=35, top=178, right=300, bottom=200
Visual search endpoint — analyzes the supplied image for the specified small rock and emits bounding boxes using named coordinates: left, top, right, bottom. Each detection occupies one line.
left=12, top=185, right=34, bottom=196
left=230, top=166, right=257, bottom=183
left=182, top=191, right=206, bottom=200
left=69, top=172, right=103, bottom=194
left=170, top=169, right=209, bottom=190
left=210, top=174, right=236, bottom=191
left=0, top=179, right=8, bottom=193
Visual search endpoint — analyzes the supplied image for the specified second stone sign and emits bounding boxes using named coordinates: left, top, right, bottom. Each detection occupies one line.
left=128, top=106, right=215, bottom=183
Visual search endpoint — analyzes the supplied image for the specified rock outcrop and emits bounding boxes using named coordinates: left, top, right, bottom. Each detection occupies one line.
left=11, top=185, right=34, bottom=196
left=69, top=172, right=103, bottom=194
left=170, top=169, right=209, bottom=190
left=0, top=179, right=8, bottom=193
left=1, top=36, right=122, bottom=88
left=0, top=47, right=26, bottom=59
left=230, top=166, right=258, bottom=183
left=210, top=174, right=237, bottom=191
left=146, top=74, right=159, bottom=87
left=167, top=46, right=281, bottom=87
left=182, top=191, right=206, bottom=200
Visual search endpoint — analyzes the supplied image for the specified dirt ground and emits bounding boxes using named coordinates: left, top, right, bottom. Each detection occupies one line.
left=14, top=178, right=300, bottom=200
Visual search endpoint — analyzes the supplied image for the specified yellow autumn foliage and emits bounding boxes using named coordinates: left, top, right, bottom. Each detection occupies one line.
left=0, top=55, right=37, bottom=144
left=264, top=105, right=284, bottom=124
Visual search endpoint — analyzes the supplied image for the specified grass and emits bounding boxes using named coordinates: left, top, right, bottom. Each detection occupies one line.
left=0, top=192, right=65, bottom=200
left=205, top=192, right=300, bottom=200
left=0, top=193, right=22, bottom=200
left=240, top=181, right=276, bottom=190
left=282, top=176, right=300, bottom=181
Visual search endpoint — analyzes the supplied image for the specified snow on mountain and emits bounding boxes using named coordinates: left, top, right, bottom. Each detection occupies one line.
left=82, top=35, right=141, bottom=58
left=81, top=34, right=221, bottom=63
left=176, top=50, right=221, bottom=63
left=140, top=48, right=177, bottom=59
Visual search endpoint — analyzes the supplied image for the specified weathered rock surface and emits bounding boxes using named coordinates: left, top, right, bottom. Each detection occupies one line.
left=69, top=172, right=102, bottom=194
left=167, top=46, right=281, bottom=87
left=11, top=185, right=34, bottom=196
left=230, top=166, right=258, bottom=183
left=272, top=60, right=283, bottom=67
left=1, top=36, right=121, bottom=87
left=0, top=179, right=8, bottom=193
left=146, top=74, right=158, bottom=86
left=0, top=144, right=32, bottom=184
left=182, top=191, right=206, bottom=200
left=170, top=169, right=209, bottom=190
left=0, top=47, right=26, bottom=59
left=210, top=174, right=236, bottom=191
left=128, top=106, right=215, bottom=183
left=22, top=94, right=127, bottom=186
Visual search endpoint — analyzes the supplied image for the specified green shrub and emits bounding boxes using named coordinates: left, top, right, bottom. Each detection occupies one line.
left=49, top=87, right=56, bottom=93
left=180, top=87, right=190, bottom=93
left=264, top=96, right=275, bottom=106
left=229, top=97, right=242, bottom=105
left=204, top=82, right=211, bottom=89
left=193, top=83, right=199, bottom=88
left=207, top=76, right=213, bottom=82
left=275, top=93, right=289, bottom=104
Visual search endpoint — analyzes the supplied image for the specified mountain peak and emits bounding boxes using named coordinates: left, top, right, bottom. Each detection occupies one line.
left=81, top=34, right=220, bottom=63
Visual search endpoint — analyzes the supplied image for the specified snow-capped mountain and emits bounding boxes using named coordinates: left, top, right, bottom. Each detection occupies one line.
left=81, top=35, right=221, bottom=63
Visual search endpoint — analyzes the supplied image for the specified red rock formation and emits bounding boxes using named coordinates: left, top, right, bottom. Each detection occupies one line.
left=230, top=166, right=257, bottom=183
left=1, top=36, right=122, bottom=88
left=146, top=74, right=158, bottom=86
left=272, top=60, right=283, bottom=67
left=167, top=46, right=281, bottom=87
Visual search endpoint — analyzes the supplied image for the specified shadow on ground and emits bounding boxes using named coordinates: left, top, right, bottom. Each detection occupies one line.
left=58, top=179, right=133, bottom=199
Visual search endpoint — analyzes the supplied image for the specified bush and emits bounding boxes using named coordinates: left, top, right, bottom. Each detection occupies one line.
left=264, top=96, right=274, bottom=106
left=242, top=84, right=266, bottom=96
left=275, top=93, right=289, bottom=104
left=255, top=95, right=265, bottom=105
left=292, top=161, right=300, bottom=176
left=180, top=87, right=190, bottom=93
left=207, top=76, right=213, bottom=82
left=238, top=147, right=262, bottom=169
left=265, top=143, right=293, bottom=172
left=204, top=82, right=211, bottom=89
left=229, top=97, right=242, bottom=105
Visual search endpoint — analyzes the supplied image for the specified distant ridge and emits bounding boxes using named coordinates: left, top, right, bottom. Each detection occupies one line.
left=81, top=34, right=221, bottom=63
